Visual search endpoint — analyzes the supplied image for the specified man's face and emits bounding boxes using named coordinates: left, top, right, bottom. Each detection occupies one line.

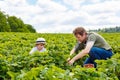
left=75, top=33, right=87, bottom=42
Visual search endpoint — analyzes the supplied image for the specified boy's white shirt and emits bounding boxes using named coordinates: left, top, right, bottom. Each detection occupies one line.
left=29, top=47, right=46, bottom=54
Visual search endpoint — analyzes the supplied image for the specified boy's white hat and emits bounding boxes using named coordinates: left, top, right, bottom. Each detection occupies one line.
left=36, top=38, right=46, bottom=44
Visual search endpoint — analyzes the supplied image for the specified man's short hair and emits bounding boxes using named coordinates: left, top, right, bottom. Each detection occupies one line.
left=73, top=27, right=87, bottom=36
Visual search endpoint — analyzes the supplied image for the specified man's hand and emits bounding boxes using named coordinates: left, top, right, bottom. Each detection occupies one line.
left=67, top=57, right=71, bottom=62
left=68, top=59, right=75, bottom=65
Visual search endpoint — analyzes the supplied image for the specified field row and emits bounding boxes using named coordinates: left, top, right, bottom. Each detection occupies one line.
left=0, top=32, right=120, bottom=80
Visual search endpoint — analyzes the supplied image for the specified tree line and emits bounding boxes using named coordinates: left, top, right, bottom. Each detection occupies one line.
left=0, top=10, right=36, bottom=32
left=89, top=26, right=120, bottom=33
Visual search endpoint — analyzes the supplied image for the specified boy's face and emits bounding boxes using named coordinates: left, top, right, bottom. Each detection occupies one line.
left=75, top=33, right=87, bottom=42
left=36, top=43, right=44, bottom=50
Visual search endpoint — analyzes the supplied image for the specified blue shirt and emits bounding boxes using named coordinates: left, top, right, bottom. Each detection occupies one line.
left=29, top=47, right=46, bottom=54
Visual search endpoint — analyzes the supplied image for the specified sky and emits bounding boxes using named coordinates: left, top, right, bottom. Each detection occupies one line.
left=0, top=0, right=120, bottom=33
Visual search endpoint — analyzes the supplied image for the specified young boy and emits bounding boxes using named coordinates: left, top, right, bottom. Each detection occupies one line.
left=29, top=38, right=46, bottom=54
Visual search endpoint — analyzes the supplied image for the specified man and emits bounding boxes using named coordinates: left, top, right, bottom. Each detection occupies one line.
left=67, top=27, right=113, bottom=67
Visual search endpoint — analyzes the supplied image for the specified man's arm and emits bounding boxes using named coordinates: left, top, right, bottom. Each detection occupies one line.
left=68, top=41, right=94, bottom=65
left=67, top=47, right=75, bottom=61
left=70, top=47, right=75, bottom=56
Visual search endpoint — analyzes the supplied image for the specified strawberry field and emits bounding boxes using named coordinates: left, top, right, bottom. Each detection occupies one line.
left=0, top=32, right=120, bottom=80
